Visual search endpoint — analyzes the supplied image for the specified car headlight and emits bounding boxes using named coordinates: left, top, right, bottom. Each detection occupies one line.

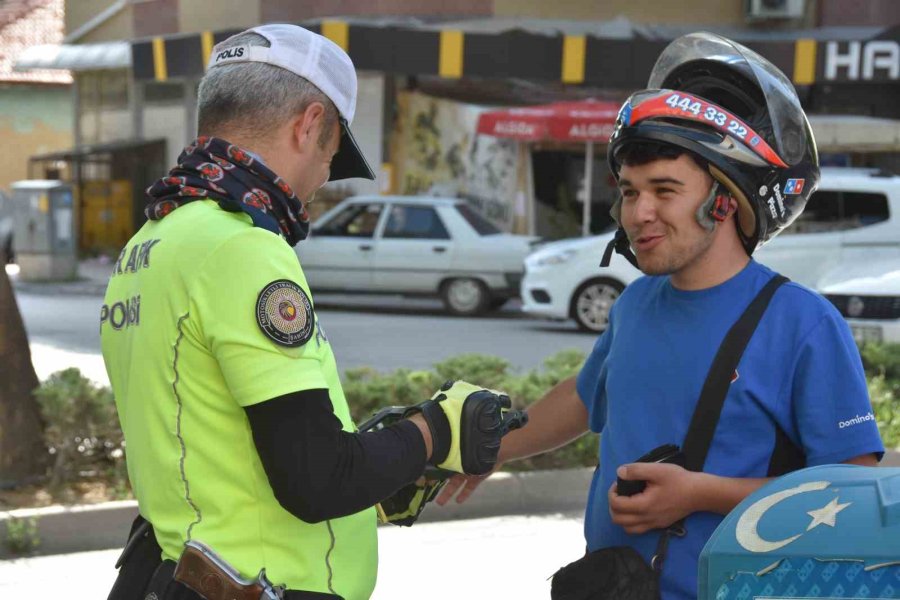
left=534, top=249, right=577, bottom=266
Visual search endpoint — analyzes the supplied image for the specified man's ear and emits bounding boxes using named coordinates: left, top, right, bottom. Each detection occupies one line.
left=292, top=102, right=326, bottom=149
left=727, top=196, right=738, bottom=218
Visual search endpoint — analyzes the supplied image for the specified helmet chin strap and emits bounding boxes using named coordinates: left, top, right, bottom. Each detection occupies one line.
left=601, top=226, right=639, bottom=268
left=601, top=199, right=639, bottom=268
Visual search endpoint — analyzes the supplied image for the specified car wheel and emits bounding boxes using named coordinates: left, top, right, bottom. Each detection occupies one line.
left=571, top=278, right=625, bottom=333
left=441, top=278, right=489, bottom=316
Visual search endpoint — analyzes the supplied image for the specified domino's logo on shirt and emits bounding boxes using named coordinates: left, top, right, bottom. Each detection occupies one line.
left=784, top=179, right=805, bottom=195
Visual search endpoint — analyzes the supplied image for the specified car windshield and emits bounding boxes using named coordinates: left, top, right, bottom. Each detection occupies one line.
left=455, top=203, right=501, bottom=236
left=315, top=203, right=383, bottom=237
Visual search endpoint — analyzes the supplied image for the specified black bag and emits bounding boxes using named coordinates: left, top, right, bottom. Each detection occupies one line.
left=550, top=546, right=659, bottom=600
left=550, top=275, right=788, bottom=600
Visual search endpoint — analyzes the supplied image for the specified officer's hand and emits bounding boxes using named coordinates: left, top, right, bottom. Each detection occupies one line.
left=378, top=475, right=448, bottom=527
left=607, top=462, right=700, bottom=535
left=407, top=380, right=526, bottom=476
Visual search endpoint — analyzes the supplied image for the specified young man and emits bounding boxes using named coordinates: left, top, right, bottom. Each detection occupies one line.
left=102, top=24, right=515, bottom=600
left=438, top=33, right=884, bottom=600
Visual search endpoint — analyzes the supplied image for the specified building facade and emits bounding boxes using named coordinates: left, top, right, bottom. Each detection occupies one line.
left=0, top=0, right=71, bottom=192
left=15, top=0, right=900, bottom=241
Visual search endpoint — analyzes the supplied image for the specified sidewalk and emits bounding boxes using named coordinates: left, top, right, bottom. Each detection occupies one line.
left=8, top=257, right=111, bottom=296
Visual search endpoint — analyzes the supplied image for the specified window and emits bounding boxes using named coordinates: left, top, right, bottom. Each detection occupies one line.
left=100, top=70, right=129, bottom=109
left=314, top=203, right=383, bottom=238
left=844, top=191, right=890, bottom=227
left=78, top=72, right=100, bottom=114
left=785, top=190, right=889, bottom=234
left=455, top=203, right=501, bottom=236
left=143, top=81, right=185, bottom=104
left=383, top=205, right=450, bottom=240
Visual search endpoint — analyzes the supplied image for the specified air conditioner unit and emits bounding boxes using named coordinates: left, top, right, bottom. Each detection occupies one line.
left=746, top=0, right=805, bottom=19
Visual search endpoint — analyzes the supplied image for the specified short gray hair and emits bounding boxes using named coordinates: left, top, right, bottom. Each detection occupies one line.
left=197, top=31, right=339, bottom=146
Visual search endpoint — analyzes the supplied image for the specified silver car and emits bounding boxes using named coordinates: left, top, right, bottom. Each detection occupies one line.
left=297, top=196, right=535, bottom=315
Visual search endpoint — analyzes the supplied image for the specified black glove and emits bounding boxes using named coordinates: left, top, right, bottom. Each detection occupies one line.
left=406, top=380, right=527, bottom=475
left=357, top=406, right=450, bottom=527
left=376, top=475, right=448, bottom=527
left=358, top=382, right=527, bottom=526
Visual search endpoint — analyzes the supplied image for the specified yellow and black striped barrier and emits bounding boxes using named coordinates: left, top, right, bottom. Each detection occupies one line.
left=130, top=21, right=837, bottom=87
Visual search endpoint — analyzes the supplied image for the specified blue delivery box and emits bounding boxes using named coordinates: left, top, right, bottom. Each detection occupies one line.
left=699, top=465, right=900, bottom=599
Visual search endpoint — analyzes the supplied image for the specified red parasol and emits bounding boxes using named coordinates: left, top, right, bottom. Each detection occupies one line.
left=477, top=100, right=621, bottom=236
left=476, top=100, right=620, bottom=143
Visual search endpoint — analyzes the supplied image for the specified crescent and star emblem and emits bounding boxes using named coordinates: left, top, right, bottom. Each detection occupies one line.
left=735, top=481, right=852, bottom=553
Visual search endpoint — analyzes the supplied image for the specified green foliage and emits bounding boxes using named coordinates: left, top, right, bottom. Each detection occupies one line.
left=860, top=343, right=900, bottom=384
left=346, top=350, right=598, bottom=470
left=342, top=367, right=439, bottom=423
left=34, top=368, right=127, bottom=494
left=347, top=351, right=587, bottom=422
left=26, top=343, right=900, bottom=510
left=869, top=375, right=900, bottom=450
left=3, top=516, right=40, bottom=555
left=859, top=343, right=900, bottom=450
left=433, top=354, right=512, bottom=390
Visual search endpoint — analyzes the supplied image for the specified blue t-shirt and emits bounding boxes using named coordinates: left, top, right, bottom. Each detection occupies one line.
left=576, top=260, right=884, bottom=600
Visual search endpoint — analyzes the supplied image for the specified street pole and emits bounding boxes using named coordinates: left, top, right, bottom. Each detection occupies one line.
left=582, top=141, right=594, bottom=237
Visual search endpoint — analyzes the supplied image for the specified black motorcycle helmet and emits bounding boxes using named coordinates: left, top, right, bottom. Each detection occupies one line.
left=602, top=32, right=819, bottom=266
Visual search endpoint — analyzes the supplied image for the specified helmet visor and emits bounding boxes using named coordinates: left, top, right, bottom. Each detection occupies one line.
left=647, top=32, right=809, bottom=166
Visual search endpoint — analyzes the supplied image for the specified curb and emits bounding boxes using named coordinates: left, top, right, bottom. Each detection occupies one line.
left=0, top=500, right=138, bottom=559
left=0, top=468, right=594, bottom=560
left=11, top=279, right=107, bottom=297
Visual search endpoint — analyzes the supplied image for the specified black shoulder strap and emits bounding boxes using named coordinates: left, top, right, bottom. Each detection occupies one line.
left=681, top=274, right=789, bottom=473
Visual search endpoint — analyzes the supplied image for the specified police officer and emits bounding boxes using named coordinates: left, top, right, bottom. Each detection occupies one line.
left=102, top=24, right=515, bottom=600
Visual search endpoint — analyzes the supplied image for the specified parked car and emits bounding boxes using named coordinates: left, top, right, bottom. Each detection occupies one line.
left=296, top=196, right=536, bottom=315
left=522, top=167, right=900, bottom=332
left=0, top=189, right=13, bottom=263
left=522, top=231, right=641, bottom=331
left=820, top=259, right=900, bottom=344
left=754, top=168, right=900, bottom=288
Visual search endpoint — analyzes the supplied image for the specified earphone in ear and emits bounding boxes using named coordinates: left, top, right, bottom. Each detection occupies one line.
left=709, top=194, right=730, bottom=222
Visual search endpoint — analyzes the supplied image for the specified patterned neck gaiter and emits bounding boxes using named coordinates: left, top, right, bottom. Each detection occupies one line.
left=145, top=136, right=310, bottom=246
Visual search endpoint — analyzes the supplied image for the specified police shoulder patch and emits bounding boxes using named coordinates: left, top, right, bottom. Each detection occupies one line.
left=255, top=280, right=314, bottom=347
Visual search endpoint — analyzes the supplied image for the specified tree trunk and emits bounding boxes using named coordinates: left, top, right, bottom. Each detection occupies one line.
left=0, top=257, right=47, bottom=487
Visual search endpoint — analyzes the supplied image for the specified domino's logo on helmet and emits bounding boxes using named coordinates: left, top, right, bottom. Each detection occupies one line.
left=616, top=103, right=632, bottom=128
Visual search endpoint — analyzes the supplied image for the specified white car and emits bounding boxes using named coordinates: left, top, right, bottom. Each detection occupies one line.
left=522, top=231, right=641, bottom=331
left=297, top=196, right=536, bottom=315
left=754, top=168, right=900, bottom=288
left=819, top=259, right=900, bottom=344
left=522, top=167, right=900, bottom=332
